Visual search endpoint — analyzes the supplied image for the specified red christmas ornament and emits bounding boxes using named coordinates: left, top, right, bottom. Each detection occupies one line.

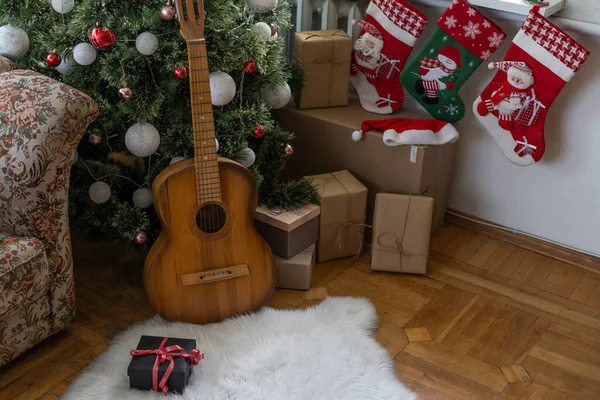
left=89, top=24, right=117, bottom=50
left=252, top=125, right=265, bottom=139
left=118, top=82, right=133, bottom=100
left=173, top=66, right=188, bottom=79
left=46, top=50, right=61, bottom=67
left=270, top=23, right=278, bottom=36
left=244, top=60, right=257, bottom=74
left=88, top=132, right=102, bottom=145
left=160, top=4, right=176, bottom=20
left=284, top=143, right=294, bottom=156
left=135, top=231, right=147, bottom=245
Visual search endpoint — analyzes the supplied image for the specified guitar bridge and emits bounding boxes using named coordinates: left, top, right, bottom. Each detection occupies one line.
left=180, top=264, right=249, bottom=286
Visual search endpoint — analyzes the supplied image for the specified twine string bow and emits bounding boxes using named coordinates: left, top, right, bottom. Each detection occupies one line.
left=130, top=337, right=204, bottom=395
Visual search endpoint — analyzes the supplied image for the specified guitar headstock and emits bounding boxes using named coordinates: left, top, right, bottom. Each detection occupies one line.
left=175, top=0, right=205, bottom=41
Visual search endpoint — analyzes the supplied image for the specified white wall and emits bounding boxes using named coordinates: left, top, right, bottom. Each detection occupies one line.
left=413, top=5, right=600, bottom=256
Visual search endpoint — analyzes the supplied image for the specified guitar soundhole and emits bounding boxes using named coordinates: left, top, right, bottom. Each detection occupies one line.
left=196, top=203, right=227, bottom=234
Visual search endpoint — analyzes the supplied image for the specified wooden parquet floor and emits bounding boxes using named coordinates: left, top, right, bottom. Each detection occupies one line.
left=2, top=223, right=600, bottom=399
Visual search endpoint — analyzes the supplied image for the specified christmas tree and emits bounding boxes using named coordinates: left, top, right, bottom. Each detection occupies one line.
left=0, top=0, right=318, bottom=245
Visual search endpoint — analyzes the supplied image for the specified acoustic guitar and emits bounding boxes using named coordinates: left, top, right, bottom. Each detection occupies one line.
left=144, top=0, right=276, bottom=324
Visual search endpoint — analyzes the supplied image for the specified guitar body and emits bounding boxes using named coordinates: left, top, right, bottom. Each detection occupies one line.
left=145, top=158, right=276, bottom=324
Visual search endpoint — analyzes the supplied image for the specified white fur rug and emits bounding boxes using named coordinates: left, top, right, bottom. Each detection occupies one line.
left=64, top=297, right=415, bottom=400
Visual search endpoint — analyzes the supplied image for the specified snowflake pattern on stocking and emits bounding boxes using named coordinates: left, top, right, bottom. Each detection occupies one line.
left=449, top=0, right=460, bottom=10
left=446, top=104, right=459, bottom=116
left=488, top=32, right=504, bottom=48
left=481, top=49, right=492, bottom=60
left=444, top=15, right=458, bottom=29
left=466, top=8, right=476, bottom=17
left=463, top=21, right=481, bottom=39
left=483, top=20, right=491, bottom=29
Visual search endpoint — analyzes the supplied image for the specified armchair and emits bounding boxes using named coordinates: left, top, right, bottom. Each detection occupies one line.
left=0, top=57, right=98, bottom=366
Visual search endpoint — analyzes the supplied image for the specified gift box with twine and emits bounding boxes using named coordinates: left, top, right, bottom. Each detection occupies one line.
left=294, top=30, right=352, bottom=109
left=308, top=170, right=368, bottom=262
left=371, top=193, right=433, bottom=274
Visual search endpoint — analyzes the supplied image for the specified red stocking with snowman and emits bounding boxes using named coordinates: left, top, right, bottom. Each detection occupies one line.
left=350, top=0, right=428, bottom=114
left=474, top=5, right=590, bottom=166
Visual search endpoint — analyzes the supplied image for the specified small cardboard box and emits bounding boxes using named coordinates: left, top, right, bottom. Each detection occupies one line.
left=274, top=98, right=456, bottom=236
left=294, top=30, right=352, bottom=109
left=371, top=194, right=433, bottom=274
left=275, top=243, right=316, bottom=290
left=255, top=204, right=320, bottom=259
left=307, top=170, right=368, bottom=262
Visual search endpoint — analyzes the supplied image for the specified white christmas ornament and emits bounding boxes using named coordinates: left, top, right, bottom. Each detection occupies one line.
left=0, top=24, right=30, bottom=60
left=215, top=138, right=219, bottom=152
left=132, top=188, right=153, bottom=208
left=125, top=123, right=160, bottom=157
left=261, top=82, right=291, bottom=109
left=351, top=130, right=363, bottom=142
left=56, top=56, right=75, bottom=74
left=239, top=147, right=256, bottom=168
left=169, top=156, right=185, bottom=165
left=252, top=22, right=272, bottom=41
left=249, top=0, right=278, bottom=13
left=73, top=43, right=97, bottom=65
left=51, top=0, right=75, bottom=14
left=209, top=71, right=236, bottom=106
left=89, top=182, right=111, bottom=204
left=269, top=32, right=278, bottom=41
left=136, top=32, right=159, bottom=56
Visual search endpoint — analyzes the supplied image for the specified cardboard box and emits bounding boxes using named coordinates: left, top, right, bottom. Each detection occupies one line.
left=255, top=204, right=320, bottom=259
left=294, top=30, right=352, bottom=109
left=307, top=170, right=368, bottom=262
left=275, top=244, right=316, bottom=290
left=371, top=194, right=433, bottom=274
left=274, top=98, right=456, bottom=236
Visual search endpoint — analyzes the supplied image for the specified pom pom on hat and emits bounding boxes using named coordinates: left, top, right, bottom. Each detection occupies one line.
left=351, top=118, right=459, bottom=146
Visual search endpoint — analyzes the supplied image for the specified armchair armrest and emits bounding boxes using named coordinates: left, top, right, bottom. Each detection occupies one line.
left=0, top=56, right=18, bottom=74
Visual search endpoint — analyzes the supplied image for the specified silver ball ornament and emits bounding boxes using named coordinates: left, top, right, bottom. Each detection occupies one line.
left=89, top=181, right=111, bottom=204
left=125, top=123, right=160, bottom=157
left=132, top=188, right=153, bottom=208
left=252, top=22, right=272, bottom=41
left=51, top=0, right=75, bottom=14
left=239, top=147, right=256, bottom=168
left=71, top=150, right=79, bottom=165
left=88, top=132, right=102, bottom=145
left=269, top=31, right=278, bottom=41
left=73, top=43, right=97, bottom=65
left=215, top=138, right=219, bottom=152
left=249, top=0, right=278, bottom=13
left=261, top=82, right=291, bottom=109
left=0, top=24, right=30, bottom=60
left=209, top=71, right=236, bottom=106
left=135, top=32, right=159, bottom=56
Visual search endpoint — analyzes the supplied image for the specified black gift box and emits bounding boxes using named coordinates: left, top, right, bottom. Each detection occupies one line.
left=128, top=335, right=198, bottom=394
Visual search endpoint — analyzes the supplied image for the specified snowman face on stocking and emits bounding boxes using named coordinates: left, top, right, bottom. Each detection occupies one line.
left=507, top=67, right=534, bottom=89
left=438, top=54, right=457, bottom=71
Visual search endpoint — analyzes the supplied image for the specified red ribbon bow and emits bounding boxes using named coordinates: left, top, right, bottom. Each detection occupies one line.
left=130, top=337, right=204, bottom=395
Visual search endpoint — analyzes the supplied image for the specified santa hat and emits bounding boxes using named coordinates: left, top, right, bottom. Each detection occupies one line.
left=351, top=118, right=459, bottom=146
left=488, top=61, right=534, bottom=86
left=354, top=20, right=384, bottom=41
left=436, top=46, right=462, bottom=69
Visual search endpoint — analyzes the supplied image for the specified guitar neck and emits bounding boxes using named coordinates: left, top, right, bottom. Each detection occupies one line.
left=187, top=40, right=221, bottom=204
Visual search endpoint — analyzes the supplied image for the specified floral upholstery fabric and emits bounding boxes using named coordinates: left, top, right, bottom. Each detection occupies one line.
left=0, top=56, right=18, bottom=74
left=0, top=235, right=52, bottom=365
left=0, top=70, right=98, bottom=367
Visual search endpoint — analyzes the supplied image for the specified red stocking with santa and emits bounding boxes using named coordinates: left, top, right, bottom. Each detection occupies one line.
left=474, top=5, right=590, bottom=166
left=350, top=0, right=428, bottom=114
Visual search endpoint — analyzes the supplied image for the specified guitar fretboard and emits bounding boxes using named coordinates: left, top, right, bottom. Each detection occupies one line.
left=187, top=40, right=221, bottom=204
